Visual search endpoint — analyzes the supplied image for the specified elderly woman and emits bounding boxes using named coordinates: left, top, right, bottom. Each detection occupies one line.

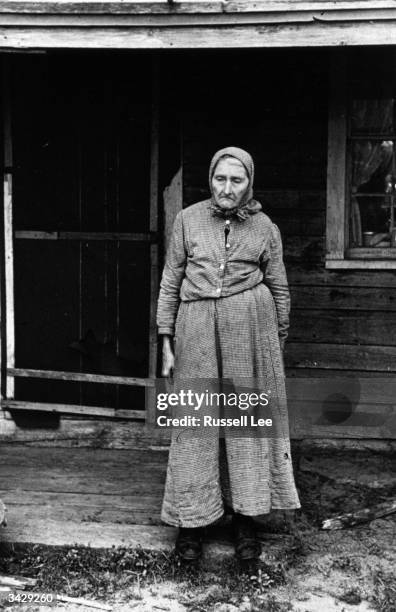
left=156, top=146, right=300, bottom=561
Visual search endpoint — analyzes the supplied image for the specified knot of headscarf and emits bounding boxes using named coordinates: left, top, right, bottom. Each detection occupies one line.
left=210, top=198, right=262, bottom=220
left=208, top=146, right=262, bottom=221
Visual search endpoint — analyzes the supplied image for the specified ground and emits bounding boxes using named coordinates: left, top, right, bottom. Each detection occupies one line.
left=0, top=450, right=395, bottom=611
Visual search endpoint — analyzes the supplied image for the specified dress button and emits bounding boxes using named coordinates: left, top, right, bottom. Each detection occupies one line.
left=225, top=243, right=231, bottom=249
left=225, top=220, right=230, bottom=225
left=219, top=264, right=224, bottom=270
left=216, top=287, right=221, bottom=293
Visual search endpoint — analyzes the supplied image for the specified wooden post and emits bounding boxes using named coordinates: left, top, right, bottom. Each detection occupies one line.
left=146, top=55, right=160, bottom=425
left=164, top=164, right=183, bottom=254
left=2, top=58, right=15, bottom=403
left=326, top=50, right=347, bottom=262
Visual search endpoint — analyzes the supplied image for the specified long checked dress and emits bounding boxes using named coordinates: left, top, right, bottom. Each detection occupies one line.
left=157, top=164, right=300, bottom=529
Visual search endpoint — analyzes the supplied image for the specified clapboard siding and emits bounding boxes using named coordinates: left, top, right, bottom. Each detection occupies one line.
left=290, top=286, right=396, bottom=311
left=288, top=265, right=396, bottom=288
left=286, top=343, right=396, bottom=372
left=178, top=48, right=396, bottom=382
left=289, top=310, right=396, bottom=346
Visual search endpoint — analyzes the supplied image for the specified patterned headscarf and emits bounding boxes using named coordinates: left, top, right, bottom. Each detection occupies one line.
left=208, top=146, right=262, bottom=220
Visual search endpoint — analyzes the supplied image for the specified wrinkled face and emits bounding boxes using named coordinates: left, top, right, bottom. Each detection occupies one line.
left=211, top=157, right=249, bottom=210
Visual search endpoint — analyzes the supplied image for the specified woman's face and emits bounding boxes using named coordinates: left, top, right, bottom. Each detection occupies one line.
left=211, top=157, right=249, bottom=210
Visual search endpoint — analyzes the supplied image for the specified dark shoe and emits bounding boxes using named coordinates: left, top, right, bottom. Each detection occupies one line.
left=232, top=513, right=262, bottom=561
left=175, top=527, right=202, bottom=561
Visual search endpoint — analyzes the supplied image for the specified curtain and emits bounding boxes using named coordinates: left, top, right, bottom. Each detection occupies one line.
left=350, top=100, right=394, bottom=246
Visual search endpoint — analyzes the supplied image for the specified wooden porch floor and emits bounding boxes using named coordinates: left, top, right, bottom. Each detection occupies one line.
left=0, top=445, right=178, bottom=550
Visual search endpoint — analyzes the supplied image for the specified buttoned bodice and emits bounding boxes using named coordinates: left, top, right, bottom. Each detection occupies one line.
left=157, top=199, right=290, bottom=345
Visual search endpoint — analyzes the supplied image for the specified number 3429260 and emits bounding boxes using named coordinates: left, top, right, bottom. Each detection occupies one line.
left=1, top=591, right=55, bottom=605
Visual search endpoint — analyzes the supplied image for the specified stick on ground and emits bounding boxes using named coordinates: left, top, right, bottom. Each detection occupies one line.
left=0, top=500, right=6, bottom=527
left=57, top=595, right=112, bottom=611
left=0, top=576, right=37, bottom=588
left=322, top=498, right=396, bottom=530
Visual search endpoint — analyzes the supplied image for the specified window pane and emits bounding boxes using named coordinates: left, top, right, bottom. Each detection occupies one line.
left=351, top=195, right=392, bottom=245
left=351, top=139, right=394, bottom=191
left=351, top=99, right=394, bottom=135
left=350, top=139, right=395, bottom=246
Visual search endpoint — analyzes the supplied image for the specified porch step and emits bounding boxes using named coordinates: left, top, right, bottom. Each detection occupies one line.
left=1, top=511, right=177, bottom=551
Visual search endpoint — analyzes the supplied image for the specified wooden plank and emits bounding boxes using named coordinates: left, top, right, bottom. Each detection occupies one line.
left=0, top=417, right=169, bottom=448
left=0, top=64, right=4, bottom=409
left=2, top=400, right=145, bottom=419
left=1, top=492, right=162, bottom=526
left=287, top=376, right=396, bottom=403
left=15, top=230, right=157, bottom=241
left=289, top=309, right=396, bottom=346
left=0, top=449, right=167, bottom=492
left=15, top=230, right=58, bottom=239
left=347, top=247, right=396, bottom=259
left=0, top=499, right=5, bottom=526
left=326, top=51, right=346, bottom=261
left=7, top=367, right=155, bottom=386
left=146, top=58, right=159, bottom=426
left=0, top=2, right=224, bottom=15
left=3, top=189, right=14, bottom=398
left=288, top=265, right=396, bottom=287
left=326, top=260, right=396, bottom=270
left=1, top=513, right=176, bottom=550
left=2, top=58, right=13, bottom=402
left=290, top=285, right=396, bottom=311
left=2, top=23, right=396, bottom=49
left=285, top=342, right=396, bottom=372
left=164, top=166, right=183, bottom=253
left=224, top=0, right=396, bottom=13
left=298, top=438, right=396, bottom=453
left=0, top=490, right=163, bottom=511
left=0, top=453, right=165, bottom=468
left=0, top=1, right=396, bottom=16
left=286, top=368, right=396, bottom=379
left=5, top=8, right=396, bottom=27
left=0, top=467, right=166, bottom=493
left=0, top=444, right=168, bottom=468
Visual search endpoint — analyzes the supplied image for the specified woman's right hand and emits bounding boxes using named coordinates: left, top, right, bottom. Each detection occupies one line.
left=161, top=335, right=175, bottom=378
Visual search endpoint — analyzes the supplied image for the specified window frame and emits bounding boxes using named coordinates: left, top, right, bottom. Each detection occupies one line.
left=326, top=54, right=396, bottom=270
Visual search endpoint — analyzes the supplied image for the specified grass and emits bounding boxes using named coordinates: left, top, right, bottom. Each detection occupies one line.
left=0, top=542, right=290, bottom=609
left=371, top=569, right=396, bottom=612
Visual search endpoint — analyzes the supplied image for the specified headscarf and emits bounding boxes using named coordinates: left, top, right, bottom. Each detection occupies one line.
left=208, top=146, right=262, bottom=221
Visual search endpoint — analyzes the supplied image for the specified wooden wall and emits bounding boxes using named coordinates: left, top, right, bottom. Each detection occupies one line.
left=162, top=49, right=396, bottom=438
left=1, top=48, right=395, bottom=445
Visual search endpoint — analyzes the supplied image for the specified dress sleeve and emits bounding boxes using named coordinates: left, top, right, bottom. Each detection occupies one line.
left=263, top=223, right=290, bottom=350
left=156, top=210, right=187, bottom=336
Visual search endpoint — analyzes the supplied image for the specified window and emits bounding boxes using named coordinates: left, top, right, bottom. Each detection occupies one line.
left=326, top=51, right=396, bottom=269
